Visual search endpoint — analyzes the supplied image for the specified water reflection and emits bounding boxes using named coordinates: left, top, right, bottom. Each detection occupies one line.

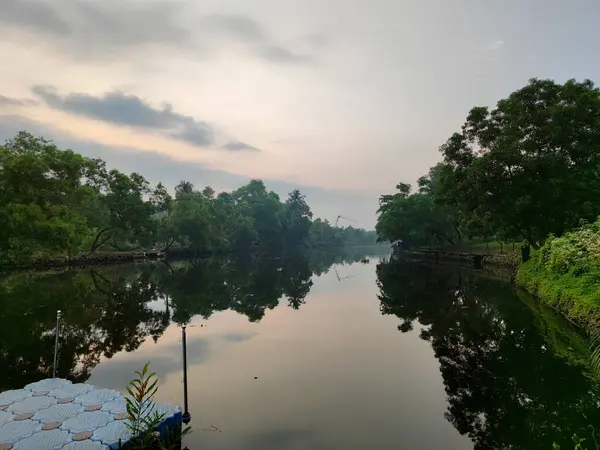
left=3, top=252, right=600, bottom=449
left=0, top=248, right=375, bottom=391
left=377, top=258, right=600, bottom=450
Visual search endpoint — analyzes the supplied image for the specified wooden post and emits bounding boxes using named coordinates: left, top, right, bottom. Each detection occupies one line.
left=52, top=310, right=61, bottom=378
left=182, top=325, right=191, bottom=425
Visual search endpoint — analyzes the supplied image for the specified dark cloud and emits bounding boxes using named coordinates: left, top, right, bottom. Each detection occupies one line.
left=32, top=86, right=259, bottom=150
left=202, top=14, right=315, bottom=65
left=0, top=0, right=189, bottom=57
left=0, top=95, right=37, bottom=106
left=222, top=141, right=260, bottom=152
left=1, top=0, right=317, bottom=66
left=0, top=0, right=69, bottom=36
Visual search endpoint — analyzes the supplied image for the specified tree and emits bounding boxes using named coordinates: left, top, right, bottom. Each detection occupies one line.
left=202, top=186, right=215, bottom=199
left=232, top=180, right=285, bottom=251
left=282, top=189, right=313, bottom=249
left=0, top=131, right=378, bottom=266
left=175, top=180, right=194, bottom=198
left=170, top=191, right=212, bottom=253
left=150, top=182, right=173, bottom=215
left=90, top=170, right=154, bottom=252
left=0, top=132, right=98, bottom=262
left=440, top=78, right=600, bottom=248
left=376, top=182, right=458, bottom=248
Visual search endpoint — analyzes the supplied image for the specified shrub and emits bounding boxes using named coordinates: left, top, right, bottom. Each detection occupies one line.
left=516, top=218, right=600, bottom=331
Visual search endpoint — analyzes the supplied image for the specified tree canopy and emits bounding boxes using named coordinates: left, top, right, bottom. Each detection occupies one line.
left=0, top=131, right=377, bottom=265
left=376, top=78, right=600, bottom=248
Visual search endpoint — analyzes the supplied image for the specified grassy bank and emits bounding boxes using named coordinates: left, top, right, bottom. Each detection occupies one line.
left=516, top=220, right=600, bottom=331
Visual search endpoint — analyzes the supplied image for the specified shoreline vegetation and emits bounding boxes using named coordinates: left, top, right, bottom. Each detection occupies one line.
left=375, top=77, right=600, bottom=334
left=516, top=219, right=600, bottom=332
left=0, top=132, right=378, bottom=271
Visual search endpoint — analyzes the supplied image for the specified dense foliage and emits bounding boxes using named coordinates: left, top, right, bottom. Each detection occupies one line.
left=377, top=78, right=600, bottom=249
left=517, top=218, right=600, bottom=330
left=0, top=132, right=376, bottom=265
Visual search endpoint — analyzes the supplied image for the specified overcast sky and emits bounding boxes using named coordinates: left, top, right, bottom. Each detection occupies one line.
left=1, top=0, right=599, bottom=227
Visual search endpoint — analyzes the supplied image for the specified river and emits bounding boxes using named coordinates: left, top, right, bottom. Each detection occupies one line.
left=1, top=250, right=599, bottom=449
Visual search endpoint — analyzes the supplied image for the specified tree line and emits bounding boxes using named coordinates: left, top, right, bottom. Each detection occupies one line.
left=0, top=132, right=376, bottom=265
left=376, top=78, right=600, bottom=250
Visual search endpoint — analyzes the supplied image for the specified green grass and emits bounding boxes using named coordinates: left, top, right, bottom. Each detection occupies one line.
left=517, top=256, right=600, bottom=331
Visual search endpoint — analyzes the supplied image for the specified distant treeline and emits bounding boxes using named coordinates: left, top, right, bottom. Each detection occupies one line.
left=0, top=132, right=377, bottom=266
left=376, top=78, right=600, bottom=250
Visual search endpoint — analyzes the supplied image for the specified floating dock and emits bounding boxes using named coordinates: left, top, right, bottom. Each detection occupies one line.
left=0, top=378, right=182, bottom=450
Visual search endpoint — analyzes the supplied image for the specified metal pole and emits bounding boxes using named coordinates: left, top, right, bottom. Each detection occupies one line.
left=181, top=325, right=191, bottom=425
left=52, top=310, right=62, bottom=378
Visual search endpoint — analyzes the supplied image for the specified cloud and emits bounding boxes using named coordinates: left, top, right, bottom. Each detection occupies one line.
left=222, top=141, right=260, bottom=152
left=32, top=86, right=258, bottom=150
left=0, top=0, right=316, bottom=66
left=0, top=95, right=37, bottom=106
left=485, top=39, right=504, bottom=51
left=0, top=0, right=190, bottom=57
left=202, top=14, right=316, bottom=66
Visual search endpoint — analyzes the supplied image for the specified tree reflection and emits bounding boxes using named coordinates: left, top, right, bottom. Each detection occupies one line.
left=0, top=249, right=373, bottom=392
left=376, top=258, right=600, bottom=450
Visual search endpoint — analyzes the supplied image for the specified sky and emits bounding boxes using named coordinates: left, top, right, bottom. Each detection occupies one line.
left=1, top=0, right=599, bottom=227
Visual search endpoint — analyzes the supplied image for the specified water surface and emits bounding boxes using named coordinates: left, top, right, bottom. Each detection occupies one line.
left=1, top=251, right=598, bottom=449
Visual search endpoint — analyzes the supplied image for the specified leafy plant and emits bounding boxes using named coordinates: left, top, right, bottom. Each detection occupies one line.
left=553, top=430, right=599, bottom=450
left=125, top=362, right=191, bottom=450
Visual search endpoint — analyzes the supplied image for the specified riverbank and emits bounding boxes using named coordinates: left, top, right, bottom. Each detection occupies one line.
left=393, top=248, right=519, bottom=272
left=398, top=241, right=600, bottom=333
left=514, top=221, right=600, bottom=332
left=0, top=250, right=166, bottom=272
left=516, top=255, right=600, bottom=332
left=1, top=244, right=391, bottom=273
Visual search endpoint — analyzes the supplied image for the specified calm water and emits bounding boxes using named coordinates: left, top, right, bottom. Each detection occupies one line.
left=1, top=250, right=599, bottom=449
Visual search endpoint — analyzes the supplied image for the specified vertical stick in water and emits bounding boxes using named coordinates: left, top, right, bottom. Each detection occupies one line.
left=52, top=310, right=62, bottom=378
left=182, top=325, right=191, bottom=424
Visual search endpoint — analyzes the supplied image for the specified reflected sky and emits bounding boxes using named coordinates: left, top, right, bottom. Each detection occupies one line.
left=88, top=259, right=470, bottom=450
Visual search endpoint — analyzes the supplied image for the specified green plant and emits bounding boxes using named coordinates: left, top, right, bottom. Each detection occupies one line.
left=125, top=362, right=191, bottom=450
left=553, top=429, right=600, bottom=450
